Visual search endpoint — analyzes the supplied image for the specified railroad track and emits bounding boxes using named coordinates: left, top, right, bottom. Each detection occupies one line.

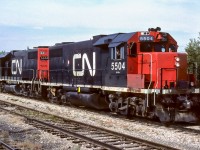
left=2, top=93, right=200, bottom=135
left=109, top=113, right=200, bottom=136
left=0, top=111, right=24, bottom=150
left=67, top=103, right=200, bottom=138
left=0, top=138, right=20, bottom=150
left=0, top=100, right=177, bottom=150
left=51, top=94, right=200, bottom=136
left=0, top=109, right=22, bottom=150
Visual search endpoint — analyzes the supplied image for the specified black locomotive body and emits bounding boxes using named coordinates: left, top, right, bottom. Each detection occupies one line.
left=0, top=28, right=200, bottom=123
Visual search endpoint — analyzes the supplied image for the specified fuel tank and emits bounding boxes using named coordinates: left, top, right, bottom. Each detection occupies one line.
left=65, top=92, right=109, bottom=110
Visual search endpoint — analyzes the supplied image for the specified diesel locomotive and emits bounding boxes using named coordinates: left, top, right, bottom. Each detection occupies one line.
left=0, top=27, right=200, bottom=123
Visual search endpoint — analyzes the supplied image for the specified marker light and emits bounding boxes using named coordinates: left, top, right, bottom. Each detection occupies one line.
left=175, top=62, right=180, bottom=67
left=175, top=57, right=180, bottom=62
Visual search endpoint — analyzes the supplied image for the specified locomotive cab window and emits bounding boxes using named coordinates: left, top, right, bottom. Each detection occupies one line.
left=111, top=46, right=124, bottom=60
left=140, top=43, right=167, bottom=52
left=129, top=42, right=137, bottom=56
left=169, top=44, right=176, bottom=52
left=154, top=44, right=166, bottom=52
left=140, top=43, right=152, bottom=52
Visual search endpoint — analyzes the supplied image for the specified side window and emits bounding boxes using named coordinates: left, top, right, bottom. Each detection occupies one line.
left=117, top=46, right=124, bottom=59
left=111, top=47, right=115, bottom=59
left=130, top=42, right=137, bottom=56
left=169, top=44, right=176, bottom=52
left=111, top=46, right=124, bottom=60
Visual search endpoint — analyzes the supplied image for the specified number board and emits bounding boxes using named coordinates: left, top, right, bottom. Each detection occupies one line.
left=111, top=61, right=126, bottom=74
left=139, top=35, right=154, bottom=42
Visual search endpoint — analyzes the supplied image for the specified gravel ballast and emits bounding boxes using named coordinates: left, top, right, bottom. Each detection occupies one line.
left=0, top=93, right=199, bottom=150
left=0, top=111, right=86, bottom=149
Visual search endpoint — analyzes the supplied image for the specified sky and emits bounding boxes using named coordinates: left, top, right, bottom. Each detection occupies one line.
left=0, top=0, right=199, bottom=52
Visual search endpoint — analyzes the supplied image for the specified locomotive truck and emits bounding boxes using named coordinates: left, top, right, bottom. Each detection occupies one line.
left=0, top=27, right=199, bottom=123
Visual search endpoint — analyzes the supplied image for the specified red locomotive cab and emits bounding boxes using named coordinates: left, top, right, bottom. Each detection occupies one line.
left=127, top=27, right=187, bottom=90
left=37, top=47, right=49, bottom=81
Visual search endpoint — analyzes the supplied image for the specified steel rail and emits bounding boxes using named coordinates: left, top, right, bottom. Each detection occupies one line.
left=0, top=140, right=17, bottom=150
left=0, top=99, right=178, bottom=150
left=27, top=118, right=121, bottom=150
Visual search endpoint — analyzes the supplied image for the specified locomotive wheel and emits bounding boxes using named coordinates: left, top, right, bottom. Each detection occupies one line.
left=109, top=102, right=117, bottom=112
left=127, top=106, right=136, bottom=117
left=155, top=104, right=171, bottom=123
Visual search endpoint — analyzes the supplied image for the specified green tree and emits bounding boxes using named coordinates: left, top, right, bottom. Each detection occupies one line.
left=185, top=33, right=200, bottom=77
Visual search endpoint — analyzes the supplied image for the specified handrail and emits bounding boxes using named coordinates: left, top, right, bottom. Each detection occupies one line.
left=141, top=53, right=152, bottom=107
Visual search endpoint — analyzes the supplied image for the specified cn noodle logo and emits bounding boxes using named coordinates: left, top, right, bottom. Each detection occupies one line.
left=11, top=59, right=22, bottom=75
left=73, top=52, right=96, bottom=76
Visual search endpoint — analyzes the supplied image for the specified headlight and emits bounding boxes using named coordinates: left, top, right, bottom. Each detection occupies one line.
left=190, top=82, right=194, bottom=87
left=175, top=56, right=180, bottom=61
left=175, top=62, right=180, bottom=67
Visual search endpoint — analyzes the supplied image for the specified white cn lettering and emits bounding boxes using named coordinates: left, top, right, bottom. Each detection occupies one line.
left=11, top=59, right=22, bottom=75
left=73, top=52, right=96, bottom=76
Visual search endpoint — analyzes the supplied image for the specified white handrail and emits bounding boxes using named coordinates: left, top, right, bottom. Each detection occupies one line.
left=142, top=53, right=152, bottom=107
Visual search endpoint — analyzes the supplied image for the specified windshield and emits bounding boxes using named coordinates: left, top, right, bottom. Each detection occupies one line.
left=140, top=43, right=167, bottom=52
